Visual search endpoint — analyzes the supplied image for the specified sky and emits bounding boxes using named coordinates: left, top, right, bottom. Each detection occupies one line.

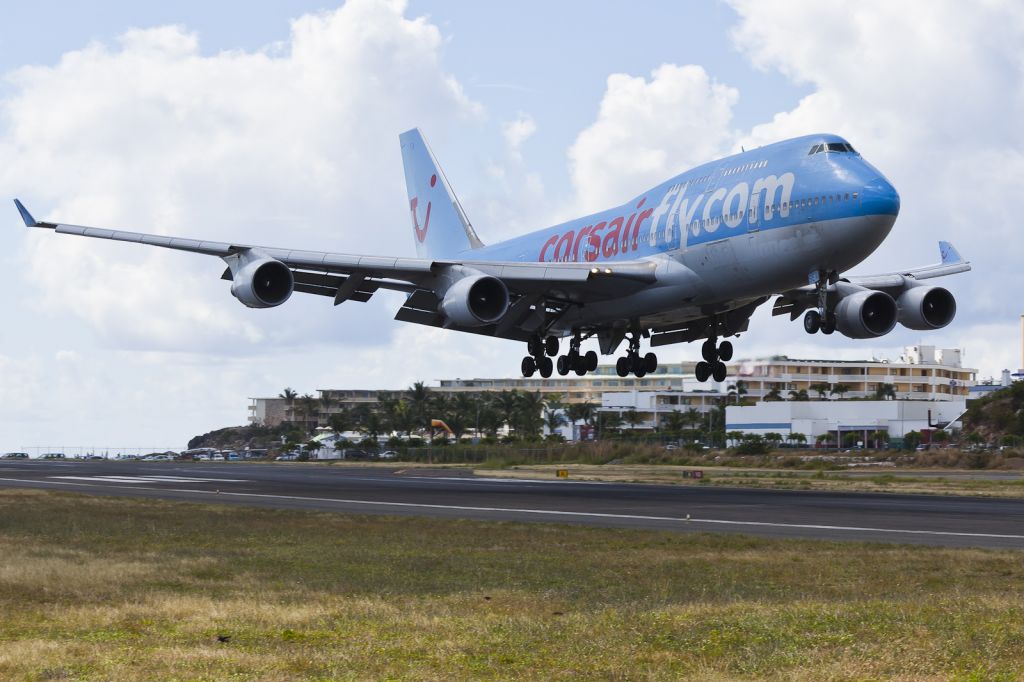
left=1, top=0, right=1022, bottom=452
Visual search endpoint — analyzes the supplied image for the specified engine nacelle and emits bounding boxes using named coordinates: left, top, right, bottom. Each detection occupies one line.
left=897, top=286, right=956, bottom=330
left=834, top=289, right=898, bottom=339
left=439, top=274, right=509, bottom=326
left=230, top=256, right=294, bottom=308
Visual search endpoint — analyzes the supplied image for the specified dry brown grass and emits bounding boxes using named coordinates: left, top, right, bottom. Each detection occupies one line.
left=0, top=488, right=1022, bottom=680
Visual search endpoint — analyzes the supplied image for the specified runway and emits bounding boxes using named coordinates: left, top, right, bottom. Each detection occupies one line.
left=2, top=460, right=1023, bottom=549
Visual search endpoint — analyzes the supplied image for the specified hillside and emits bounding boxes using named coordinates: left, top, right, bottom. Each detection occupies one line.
left=963, top=382, right=1024, bottom=442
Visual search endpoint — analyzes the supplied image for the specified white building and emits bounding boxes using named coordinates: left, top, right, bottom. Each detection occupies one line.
left=725, top=399, right=967, bottom=443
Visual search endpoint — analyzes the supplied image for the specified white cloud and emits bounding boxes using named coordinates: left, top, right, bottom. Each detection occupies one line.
left=501, top=112, right=536, bottom=157
left=2, top=0, right=482, bottom=354
left=568, top=64, right=738, bottom=213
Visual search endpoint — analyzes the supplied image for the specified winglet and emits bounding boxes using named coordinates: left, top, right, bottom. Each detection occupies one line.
left=14, top=199, right=39, bottom=227
left=939, top=241, right=963, bottom=265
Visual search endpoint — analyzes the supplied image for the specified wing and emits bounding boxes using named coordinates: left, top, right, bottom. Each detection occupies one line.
left=772, top=241, right=971, bottom=320
left=15, top=200, right=658, bottom=341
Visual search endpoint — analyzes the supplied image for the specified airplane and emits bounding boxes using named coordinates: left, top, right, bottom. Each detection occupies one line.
left=14, top=129, right=970, bottom=382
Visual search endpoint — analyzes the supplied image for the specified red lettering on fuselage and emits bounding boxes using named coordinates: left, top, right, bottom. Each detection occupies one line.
left=554, top=230, right=574, bottom=262
left=536, top=197, right=655, bottom=261
left=539, top=234, right=558, bottom=262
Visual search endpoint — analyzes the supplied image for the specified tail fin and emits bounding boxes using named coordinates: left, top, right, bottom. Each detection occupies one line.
left=399, top=128, right=483, bottom=259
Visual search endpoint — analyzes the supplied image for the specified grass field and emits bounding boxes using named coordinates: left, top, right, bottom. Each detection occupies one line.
left=1, top=488, right=1023, bottom=680
left=474, top=463, right=1024, bottom=498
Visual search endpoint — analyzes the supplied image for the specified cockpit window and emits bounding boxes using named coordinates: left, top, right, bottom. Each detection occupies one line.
left=809, top=142, right=858, bottom=155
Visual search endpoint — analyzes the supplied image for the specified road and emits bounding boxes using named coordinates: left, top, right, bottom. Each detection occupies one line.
left=1, top=460, right=1023, bottom=549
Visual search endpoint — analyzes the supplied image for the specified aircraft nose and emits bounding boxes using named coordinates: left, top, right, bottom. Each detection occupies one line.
left=860, top=176, right=900, bottom=216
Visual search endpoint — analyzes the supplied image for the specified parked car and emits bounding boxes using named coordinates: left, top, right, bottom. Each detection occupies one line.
left=1, top=452, right=28, bottom=459
left=275, top=453, right=298, bottom=461
left=377, top=450, right=399, bottom=460
left=41, top=453, right=66, bottom=460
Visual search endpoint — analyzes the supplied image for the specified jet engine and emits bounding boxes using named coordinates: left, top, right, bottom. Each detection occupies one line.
left=439, top=274, right=509, bottom=326
left=230, top=256, right=294, bottom=308
left=897, top=285, right=956, bottom=330
left=834, top=289, right=898, bottom=339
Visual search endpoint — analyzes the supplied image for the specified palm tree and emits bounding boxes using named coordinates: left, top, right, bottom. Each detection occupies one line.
left=788, top=389, right=810, bottom=401
left=406, top=382, right=433, bottom=436
left=727, top=380, right=748, bottom=405
left=829, top=383, right=850, bottom=400
left=873, top=383, right=897, bottom=400
left=493, top=390, right=523, bottom=436
left=297, top=393, right=318, bottom=433
left=564, top=401, right=596, bottom=441
left=662, top=410, right=687, bottom=434
left=764, top=387, right=784, bottom=402
left=809, top=382, right=831, bottom=400
left=514, top=392, right=546, bottom=438
left=279, top=387, right=298, bottom=423
left=353, top=404, right=385, bottom=441
left=444, top=393, right=477, bottom=441
left=789, top=432, right=808, bottom=448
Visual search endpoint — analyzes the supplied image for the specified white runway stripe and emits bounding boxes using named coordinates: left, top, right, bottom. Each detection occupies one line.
left=49, top=475, right=247, bottom=484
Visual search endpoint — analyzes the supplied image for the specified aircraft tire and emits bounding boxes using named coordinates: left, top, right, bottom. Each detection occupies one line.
left=695, top=361, right=711, bottom=382
left=644, top=352, right=658, bottom=373
left=538, top=356, right=553, bottom=378
left=803, top=310, right=821, bottom=334
left=521, top=356, right=536, bottom=377
left=718, top=341, right=733, bottom=362
left=701, top=338, right=717, bottom=363
left=616, top=357, right=630, bottom=377
left=712, top=361, right=728, bottom=382
left=585, top=351, right=598, bottom=371
left=556, top=356, right=570, bottom=376
left=821, top=313, right=836, bottom=335
left=545, top=336, right=559, bottom=356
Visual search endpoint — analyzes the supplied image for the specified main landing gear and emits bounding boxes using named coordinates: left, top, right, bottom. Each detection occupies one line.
left=556, top=333, right=598, bottom=377
left=695, top=337, right=730, bottom=383
left=615, top=332, right=658, bottom=378
left=521, top=335, right=558, bottom=378
left=803, top=269, right=836, bottom=335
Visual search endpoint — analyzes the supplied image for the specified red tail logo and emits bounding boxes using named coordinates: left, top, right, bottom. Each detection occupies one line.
left=410, top=197, right=431, bottom=243
left=410, top=174, right=438, bottom=243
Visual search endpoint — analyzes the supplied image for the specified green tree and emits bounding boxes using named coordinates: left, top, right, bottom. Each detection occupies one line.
left=662, top=410, right=687, bottom=434
left=542, top=394, right=567, bottom=437
left=727, top=380, right=749, bottom=405
left=789, top=432, right=808, bottom=448
left=830, top=383, right=851, bottom=400
left=406, top=382, right=433, bottom=437
left=903, top=430, right=923, bottom=451
left=513, top=391, right=546, bottom=438
left=327, top=411, right=350, bottom=436
left=763, top=432, right=784, bottom=449
left=788, top=389, right=810, bottom=401
left=444, top=393, right=478, bottom=441
left=726, top=430, right=745, bottom=446
left=810, top=383, right=831, bottom=400
left=493, top=390, right=523, bottom=436
left=297, top=393, right=319, bottom=433
left=870, top=430, right=889, bottom=449
left=873, top=383, right=897, bottom=401
left=278, top=387, right=298, bottom=423
left=764, top=387, right=784, bottom=401
left=623, top=408, right=643, bottom=431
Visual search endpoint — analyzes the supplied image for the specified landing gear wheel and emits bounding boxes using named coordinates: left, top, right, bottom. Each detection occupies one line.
left=695, top=361, right=711, bottom=383
left=521, top=356, right=536, bottom=377
left=701, top=338, right=718, bottom=363
left=712, top=361, right=728, bottom=382
left=717, top=341, right=733, bottom=362
left=820, top=313, right=836, bottom=335
left=538, top=356, right=553, bottom=378
left=556, top=355, right=570, bottom=376
left=585, top=350, right=598, bottom=372
left=803, top=310, right=821, bottom=334
left=644, top=352, right=658, bottom=373
left=632, top=355, right=647, bottom=378
left=574, top=360, right=587, bottom=376
left=616, top=357, right=630, bottom=377
left=527, top=338, right=539, bottom=356
left=545, top=336, right=559, bottom=357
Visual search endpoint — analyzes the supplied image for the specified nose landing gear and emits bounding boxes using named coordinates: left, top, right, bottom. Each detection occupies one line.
left=803, top=270, right=836, bottom=335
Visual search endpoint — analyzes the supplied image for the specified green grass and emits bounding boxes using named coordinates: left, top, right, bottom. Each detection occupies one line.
left=0, top=488, right=1023, bottom=680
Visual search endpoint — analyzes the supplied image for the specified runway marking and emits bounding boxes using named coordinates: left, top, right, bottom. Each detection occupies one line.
left=2, top=477, right=1023, bottom=542
left=49, top=475, right=248, bottom=484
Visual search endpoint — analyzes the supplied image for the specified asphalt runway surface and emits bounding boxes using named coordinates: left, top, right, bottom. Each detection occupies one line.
left=1, top=460, right=1023, bottom=549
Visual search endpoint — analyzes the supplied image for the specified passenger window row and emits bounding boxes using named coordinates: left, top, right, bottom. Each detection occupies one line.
left=723, top=159, right=767, bottom=176
left=689, top=191, right=860, bottom=229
